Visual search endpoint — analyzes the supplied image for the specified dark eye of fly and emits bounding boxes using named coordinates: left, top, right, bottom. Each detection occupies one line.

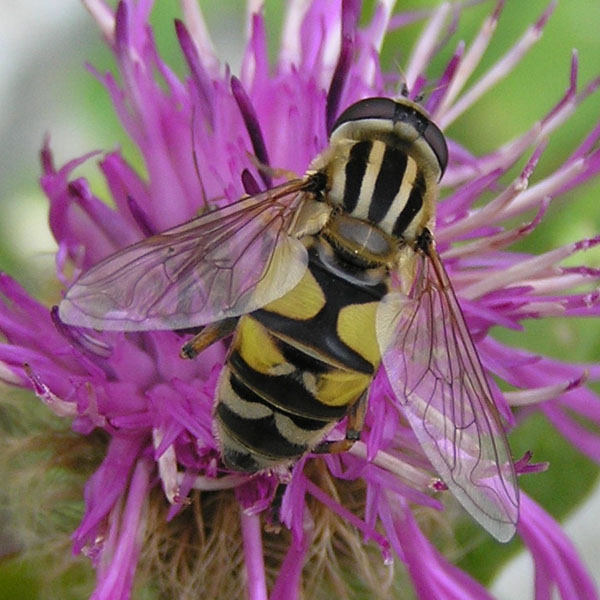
left=422, top=121, right=448, bottom=178
left=331, top=97, right=448, bottom=179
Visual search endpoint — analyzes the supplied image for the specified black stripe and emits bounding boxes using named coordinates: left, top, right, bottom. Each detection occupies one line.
left=279, top=342, right=330, bottom=374
left=220, top=448, right=261, bottom=472
left=342, top=141, right=371, bottom=213
left=229, top=350, right=348, bottom=421
left=253, top=246, right=385, bottom=375
left=254, top=305, right=374, bottom=375
left=217, top=403, right=308, bottom=458
left=368, top=146, right=406, bottom=223
left=229, top=370, right=327, bottom=431
left=229, top=370, right=268, bottom=407
left=392, top=170, right=425, bottom=238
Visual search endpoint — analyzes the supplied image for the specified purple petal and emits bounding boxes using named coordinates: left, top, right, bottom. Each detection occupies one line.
left=326, top=0, right=361, bottom=132
left=91, top=458, right=152, bottom=600
left=270, top=531, right=310, bottom=600
left=399, top=504, right=495, bottom=599
left=240, top=511, right=268, bottom=600
left=519, top=493, right=599, bottom=600
left=231, top=76, right=271, bottom=187
left=73, top=435, right=146, bottom=554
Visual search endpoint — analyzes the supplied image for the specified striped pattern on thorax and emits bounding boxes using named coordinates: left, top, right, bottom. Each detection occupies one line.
left=327, top=139, right=428, bottom=240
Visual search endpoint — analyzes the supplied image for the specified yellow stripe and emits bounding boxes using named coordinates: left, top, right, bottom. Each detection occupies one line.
left=329, top=160, right=346, bottom=206
left=217, top=368, right=273, bottom=418
left=263, top=268, right=325, bottom=319
left=234, top=316, right=286, bottom=375
left=380, top=155, right=418, bottom=233
left=352, top=140, right=386, bottom=220
left=315, top=369, right=371, bottom=407
left=337, top=302, right=381, bottom=368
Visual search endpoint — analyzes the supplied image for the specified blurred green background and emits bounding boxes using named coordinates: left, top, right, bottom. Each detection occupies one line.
left=0, top=1, right=598, bottom=598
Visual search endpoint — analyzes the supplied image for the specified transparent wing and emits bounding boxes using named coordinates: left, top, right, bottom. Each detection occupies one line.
left=377, top=236, right=519, bottom=542
left=59, top=180, right=316, bottom=331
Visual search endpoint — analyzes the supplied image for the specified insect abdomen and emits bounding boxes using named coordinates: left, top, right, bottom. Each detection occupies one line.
left=214, top=244, right=387, bottom=472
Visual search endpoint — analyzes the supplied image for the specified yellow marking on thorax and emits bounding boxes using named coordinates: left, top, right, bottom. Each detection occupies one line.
left=352, top=140, right=386, bottom=220
left=234, top=316, right=287, bottom=375
left=329, top=164, right=347, bottom=207
left=380, top=155, right=418, bottom=233
left=324, top=140, right=353, bottom=205
left=263, top=269, right=326, bottom=319
left=337, top=302, right=382, bottom=368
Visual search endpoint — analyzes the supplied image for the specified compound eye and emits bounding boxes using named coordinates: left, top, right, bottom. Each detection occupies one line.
left=423, top=121, right=448, bottom=180
left=330, top=97, right=396, bottom=133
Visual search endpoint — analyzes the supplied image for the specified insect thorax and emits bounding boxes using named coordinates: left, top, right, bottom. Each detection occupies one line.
left=308, top=98, right=445, bottom=250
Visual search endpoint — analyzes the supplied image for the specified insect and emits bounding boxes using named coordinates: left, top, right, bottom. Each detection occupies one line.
left=58, top=96, right=519, bottom=542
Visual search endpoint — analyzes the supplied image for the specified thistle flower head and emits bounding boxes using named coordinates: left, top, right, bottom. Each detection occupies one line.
left=2, top=1, right=600, bottom=599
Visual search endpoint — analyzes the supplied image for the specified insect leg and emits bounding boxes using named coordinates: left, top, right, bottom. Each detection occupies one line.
left=247, top=154, right=298, bottom=183
left=264, top=483, right=287, bottom=533
left=314, top=392, right=367, bottom=454
left=180, top=317, right=239, bottom=359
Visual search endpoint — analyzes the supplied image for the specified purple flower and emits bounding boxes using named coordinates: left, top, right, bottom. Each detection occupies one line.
left=1, top=1, right=600, bottom=599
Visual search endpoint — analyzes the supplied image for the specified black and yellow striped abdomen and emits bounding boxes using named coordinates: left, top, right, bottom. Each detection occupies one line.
left=215, top=241, right=388, bottom=472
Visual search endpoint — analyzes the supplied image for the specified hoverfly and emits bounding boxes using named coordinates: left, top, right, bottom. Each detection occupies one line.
left=58, top=96, right=519, bottom=542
